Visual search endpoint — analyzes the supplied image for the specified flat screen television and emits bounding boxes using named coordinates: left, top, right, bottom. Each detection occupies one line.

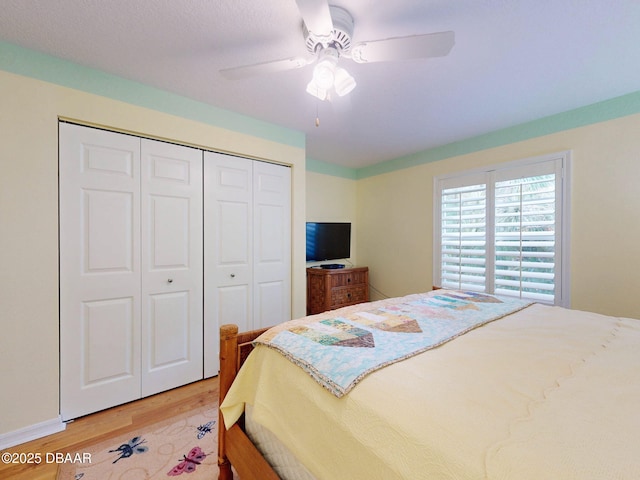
left=306, top=222, right=351, bottom=262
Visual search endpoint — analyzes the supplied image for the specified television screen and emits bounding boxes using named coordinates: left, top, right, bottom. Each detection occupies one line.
left=306, top=222, right=351, bottom=262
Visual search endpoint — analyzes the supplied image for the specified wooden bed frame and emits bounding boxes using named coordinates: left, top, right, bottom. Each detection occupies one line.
left=218, top=323, right=280, bottom=480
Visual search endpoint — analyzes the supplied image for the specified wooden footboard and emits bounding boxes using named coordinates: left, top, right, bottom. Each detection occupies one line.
left=218, top=324, right=280, bottom=480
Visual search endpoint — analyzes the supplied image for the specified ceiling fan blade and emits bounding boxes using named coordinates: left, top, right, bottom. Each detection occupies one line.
left=295, top=0, right=333, bottom=41
left=351, top=31, right=455, bottom=64
left=220, top=56, right=313, bottom=80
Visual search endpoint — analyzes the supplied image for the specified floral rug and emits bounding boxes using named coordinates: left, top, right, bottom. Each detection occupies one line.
left=57, top=405, right=224, bottom=480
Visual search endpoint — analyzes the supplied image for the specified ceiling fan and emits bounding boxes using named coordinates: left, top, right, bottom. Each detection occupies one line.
left=220, top=0, right=455, bottom=101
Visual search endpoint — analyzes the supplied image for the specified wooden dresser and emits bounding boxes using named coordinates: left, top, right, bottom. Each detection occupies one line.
left=306, top=266, right=369, bottom=315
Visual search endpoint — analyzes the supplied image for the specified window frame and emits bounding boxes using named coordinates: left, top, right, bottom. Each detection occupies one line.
left=433, top=151, right=571, bottom=307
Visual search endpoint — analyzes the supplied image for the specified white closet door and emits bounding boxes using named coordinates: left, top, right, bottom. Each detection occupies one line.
left=203, top=152, right=253, bottom=377
left=59, top=123, right=142, bottom=420
left=253, top=161, right=291, bottom=329
left=140, top=139, right=203, bottom=396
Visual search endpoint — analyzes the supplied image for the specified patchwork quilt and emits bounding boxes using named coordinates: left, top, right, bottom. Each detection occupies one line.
left=255, top=289, right=533, bottom=397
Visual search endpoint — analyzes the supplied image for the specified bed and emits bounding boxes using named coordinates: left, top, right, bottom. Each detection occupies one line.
left=217, top=288, right=640, bottom=479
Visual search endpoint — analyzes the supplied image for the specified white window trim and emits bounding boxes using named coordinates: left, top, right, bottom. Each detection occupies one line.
left=433, top=151, right=571, bottom=307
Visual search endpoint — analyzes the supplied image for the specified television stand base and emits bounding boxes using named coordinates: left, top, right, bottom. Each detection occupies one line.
left=321, top=263, right=345, bottom=269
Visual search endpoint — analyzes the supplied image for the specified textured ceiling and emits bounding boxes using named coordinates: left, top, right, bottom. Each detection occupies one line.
left=1, top=0, right=640, bottom=168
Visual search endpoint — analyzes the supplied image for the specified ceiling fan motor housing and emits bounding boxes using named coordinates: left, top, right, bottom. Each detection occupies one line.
left=304, top=5, right=354, bottom=55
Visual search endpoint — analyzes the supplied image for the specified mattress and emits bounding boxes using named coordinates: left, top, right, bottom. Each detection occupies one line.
left=245, top=404, right=317, bottom=480
left=221, top=299, right=640, bottom=479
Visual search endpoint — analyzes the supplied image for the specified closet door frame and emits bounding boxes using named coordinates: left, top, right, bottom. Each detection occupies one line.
left=61, top=123, right=292, bottom=408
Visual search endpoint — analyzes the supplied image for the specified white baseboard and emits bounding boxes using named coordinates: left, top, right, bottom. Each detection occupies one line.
left=0, top=417, right=66, bottom=450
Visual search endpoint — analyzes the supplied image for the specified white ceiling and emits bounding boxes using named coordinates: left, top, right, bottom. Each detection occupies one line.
left=2, top=0, right=640, bottom=168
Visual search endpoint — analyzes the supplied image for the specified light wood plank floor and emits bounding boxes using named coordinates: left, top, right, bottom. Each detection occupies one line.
left=0, top=377, right=219, bottom=480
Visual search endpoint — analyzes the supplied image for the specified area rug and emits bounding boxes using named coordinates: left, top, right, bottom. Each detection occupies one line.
left=57, top=405, right=223, bottom=480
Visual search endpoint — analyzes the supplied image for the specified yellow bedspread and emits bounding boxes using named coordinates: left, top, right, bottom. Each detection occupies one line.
left=221, top=303, right=640, bottom=479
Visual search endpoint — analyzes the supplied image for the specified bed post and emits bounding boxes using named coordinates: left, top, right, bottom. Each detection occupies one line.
left=218, top=324, right=238, bottom=480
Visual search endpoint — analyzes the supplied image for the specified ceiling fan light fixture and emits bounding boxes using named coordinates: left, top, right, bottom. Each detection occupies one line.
left=306, top=46, right=356, bottom=100
left=333, top=66, right=356, bottom=96
left=306, top=79, right=328, bottom=100
left=312, top=57, right=336, bottom=90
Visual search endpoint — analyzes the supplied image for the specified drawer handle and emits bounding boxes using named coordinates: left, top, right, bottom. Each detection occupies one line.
left=347, top=278, right=351, bottom=283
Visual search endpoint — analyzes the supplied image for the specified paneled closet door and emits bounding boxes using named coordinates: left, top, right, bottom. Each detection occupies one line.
left=60, top=125, right=204, bottom=420
left=203, top=153, right=292, bottom=377
left=253, top=160, right=291, bottom=329
left=60, top=123, right=142, bottom=420
left=203, top=152, right=253, bottom=378
left=140, top=139, right=203, bottom=397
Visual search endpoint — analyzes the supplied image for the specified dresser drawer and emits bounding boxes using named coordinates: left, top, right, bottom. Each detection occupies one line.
left=307, top=266, right=369, bottom=315
left=330, top=285, right=369, bottom=308
left=330, top=271, right=367, bottom=288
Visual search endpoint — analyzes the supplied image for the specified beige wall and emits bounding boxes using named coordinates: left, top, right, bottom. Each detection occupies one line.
left=356, top=113, right=640, bottom=318
left=305, top=171, right=358, bottom=266
left=356, top=167, right=434, bottom=300
left=0, top=70, right=306, bottom=437
left=4, top=62, right=639, bottom=441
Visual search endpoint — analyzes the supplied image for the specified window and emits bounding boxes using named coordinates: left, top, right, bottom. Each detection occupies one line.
left=434, top=152, right=570, bottom=306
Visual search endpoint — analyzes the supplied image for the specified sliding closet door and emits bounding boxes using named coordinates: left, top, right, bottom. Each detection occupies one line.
left=140, top=139, right=203, bottom=396
left=60, top=123, right=142, bottom=420
left=203, top=152, right=253, bottom=378
left=253, top=161, right=291, bottom=329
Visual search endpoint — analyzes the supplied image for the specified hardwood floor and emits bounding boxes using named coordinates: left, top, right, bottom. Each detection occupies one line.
left=0, top=377, right=219, bottom=480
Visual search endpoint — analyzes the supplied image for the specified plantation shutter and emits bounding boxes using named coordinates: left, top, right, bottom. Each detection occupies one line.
left=439, top=175, right=487, bottom=292
left=434, top=153, right=568, bottom=306
left=494, top=173, right=556, bottom=302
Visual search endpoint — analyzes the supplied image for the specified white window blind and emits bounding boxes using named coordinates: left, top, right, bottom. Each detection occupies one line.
left=494, top=174, right=556, bottom=302
left=440, top=183, right=487, bottom=292
left=434, top=152, right=570, bottom=306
